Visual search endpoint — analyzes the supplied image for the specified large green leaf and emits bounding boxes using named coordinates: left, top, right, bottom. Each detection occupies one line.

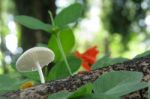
left=92, top=56, right=128, bottom=70
left=135, top=50, right=150, bottom=58
left=48, top=27, right=75, bottom=60
left=54, top=3, right=83, bottom=27
left=47, top=55, right=81, bottom=80
left=15, top=15, right=51, bottom=32
left=104, top=82, right=147, bottom=96
left=93, top=71, right=147, bottom=96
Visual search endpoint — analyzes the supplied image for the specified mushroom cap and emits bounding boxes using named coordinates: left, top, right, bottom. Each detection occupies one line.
left=16, top=47, right=55, bottom=72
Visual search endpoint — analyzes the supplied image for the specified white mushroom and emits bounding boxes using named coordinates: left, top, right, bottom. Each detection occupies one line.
left=16, top=47, right=55, bottom=83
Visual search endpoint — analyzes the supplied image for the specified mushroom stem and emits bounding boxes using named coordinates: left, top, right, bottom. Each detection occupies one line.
left=36, top=62, right=45, bottom=83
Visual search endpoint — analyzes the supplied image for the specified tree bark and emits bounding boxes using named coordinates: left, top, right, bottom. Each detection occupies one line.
left=1, top=56, right=150, bottom=99
left=14, top=0, right=56, bottom=51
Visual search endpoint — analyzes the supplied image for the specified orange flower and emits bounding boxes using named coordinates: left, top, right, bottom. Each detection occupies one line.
left=75, top=46, right=99, bottom=71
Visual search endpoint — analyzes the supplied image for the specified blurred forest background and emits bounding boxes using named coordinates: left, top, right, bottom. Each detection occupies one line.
left=0, top=0, right=150, bottom=75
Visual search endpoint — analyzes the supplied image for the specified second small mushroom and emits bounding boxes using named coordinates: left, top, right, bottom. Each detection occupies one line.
left=16, top=47, right=55, bottom=84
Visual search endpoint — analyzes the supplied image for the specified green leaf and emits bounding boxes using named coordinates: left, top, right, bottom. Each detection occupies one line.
left=48, top=27, right=75, bottom=60
left=69, top=83, right=93, bottom=98
left=15, top=15, right=51, bottom=32
left=47, top=55, right=81, bottom=80
left=48, top=83, right=93, bottom=99
left=0, top=74, right=28, bottom=93
left=48, top=91, right=71, bottom=99
left=80, top=94, right=120, bottom=99
left=135, top=50, right=150, bottom=58
left=54, top=3, right=83, bottom=27
left=0, top=96, right=5, bottom=99
left=92, top=56, right=128, bottom=70
left=148, top=84, right=150, bottom=99
left=105, top=82, right=147, bottom=96
left=93, top=71, right=147, bottom=96
left=20, top=71, right=39, bottom=82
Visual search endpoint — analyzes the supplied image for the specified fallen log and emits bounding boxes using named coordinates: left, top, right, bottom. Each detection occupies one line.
left=2, top=56, right=150, bottom=99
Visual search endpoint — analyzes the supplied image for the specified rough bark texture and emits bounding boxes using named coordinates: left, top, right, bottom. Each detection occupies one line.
left=2, top=56, right=150, bottom=99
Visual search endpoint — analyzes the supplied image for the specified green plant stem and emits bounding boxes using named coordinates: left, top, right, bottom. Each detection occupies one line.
left=48, top=11, right=55, bottom=26
left=54, top=33, right=73, bottom=75
left=49, top=10, right=72, bottom=75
